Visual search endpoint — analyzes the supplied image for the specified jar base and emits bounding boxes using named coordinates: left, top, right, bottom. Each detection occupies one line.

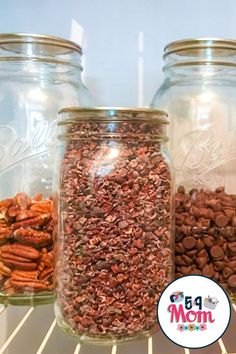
left=0, top=293, right=55, bottom=306
left=60, top=325, right=155, bottom=345
left=56, top=312, right=158, bottom=345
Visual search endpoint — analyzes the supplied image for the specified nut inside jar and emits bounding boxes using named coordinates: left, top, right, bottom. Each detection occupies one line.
left=0, top=192, right=54, bottom=303
left=55, top=108, right=174, bottom=343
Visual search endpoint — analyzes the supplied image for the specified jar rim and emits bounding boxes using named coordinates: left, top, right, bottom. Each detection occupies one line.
left=164, top=37, right=236, bottom=58
left=0, top=32, right=82, bottom=54
left=58, top=107, right=168, bottom=122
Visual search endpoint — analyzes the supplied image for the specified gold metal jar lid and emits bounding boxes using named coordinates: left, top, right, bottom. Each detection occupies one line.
left=163, top=38, right=236, bottom=69
left=0, top=33, right=83, bottom=68
left=58, top=107, right=168, bottom=124
left=164, top=38, right=236, bottom=57
left=0, top=33, right=82, bottom=54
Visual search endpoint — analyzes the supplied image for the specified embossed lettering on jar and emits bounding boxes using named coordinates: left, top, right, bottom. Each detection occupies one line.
left=54, top=108, right=174, bottom=343
left=151, top=38, right=236, bottom=301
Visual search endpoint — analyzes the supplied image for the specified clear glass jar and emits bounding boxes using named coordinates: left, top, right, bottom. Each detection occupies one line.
left=0, top=33, right=92, bottom=305
left=54, top=107, right=174, bottom=343
left=151, top=38, right=236, bottom=301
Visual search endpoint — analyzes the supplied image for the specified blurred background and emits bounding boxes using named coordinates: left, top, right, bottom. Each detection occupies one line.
left=0, top=0, right=235, bottom=106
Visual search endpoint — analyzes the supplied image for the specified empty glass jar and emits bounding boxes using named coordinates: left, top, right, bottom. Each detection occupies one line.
left=54, top=107, right=174, bottom=343
left=151, top=38, right=236, bottom=301
left=0, top=33, right=92, bottom=305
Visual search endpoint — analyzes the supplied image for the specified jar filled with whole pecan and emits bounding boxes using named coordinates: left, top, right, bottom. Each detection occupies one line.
left=54, top=107, right=174, bottom=343
left=0, top=33, right=92, bottom=305
left=151, top=38, right=236, bottom=301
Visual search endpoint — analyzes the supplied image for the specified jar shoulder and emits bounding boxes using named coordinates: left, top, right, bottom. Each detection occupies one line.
left=151, top=78, right=236, bottom=111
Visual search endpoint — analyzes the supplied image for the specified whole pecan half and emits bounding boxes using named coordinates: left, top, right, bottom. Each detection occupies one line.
left=0, top=243, right=40, bottom=259
left=14, top=193, right=31, bottom=210
left=30, top=200, right=53, bottom=214
left=10, top=279, right=49, bottom=291
left=2, top=260, right=37, bottom=271
left=12, top=214, right=51, bottom=229
left=11, top=270, right=39, bottom=279
left=13, top=228, right=52, bottom=247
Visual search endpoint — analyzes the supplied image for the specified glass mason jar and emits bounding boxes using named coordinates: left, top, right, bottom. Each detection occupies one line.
left=0, top=33, right=92, bottom=305
left=54, top=107, right=174, bottom=343
left=151, top=38, right=236, bottom=301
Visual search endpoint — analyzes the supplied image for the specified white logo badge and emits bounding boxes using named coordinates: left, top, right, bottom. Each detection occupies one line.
left=157, top=275, right=231, bottom=349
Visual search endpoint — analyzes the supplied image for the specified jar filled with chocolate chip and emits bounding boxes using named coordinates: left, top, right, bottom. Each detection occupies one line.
left=151, top=38, right=236, bottom=301
left=0, top=33, right=92, bottom=305
left=54, top=107, right=174, bottom=343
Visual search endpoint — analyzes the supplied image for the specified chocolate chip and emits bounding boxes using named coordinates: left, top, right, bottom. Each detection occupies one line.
left=215, top=237, right=225, bottom=247
left=195, top=257, right=208, bottom=269
left=203, top=236, right=215, bottom=248
left=175, top=255, right=185, bottom=266
left=198, top=208, right=211, bottom=218
left=175, top=242, right=186, bottom=254
left=227, top=275, right=236, bottom=288
left=182, top=254, right=193, bottom=265
left=185, top=250, right=198, bottom=257
left=206, top=199, right=221, bottom=211
left=202, top=264, right=215, bottom=278
left=182, top=236, right=196, bottom=250
left=228, top=242, right=236, bottom=256
left=180, top=266, right=192, bottom=275
left=228, top=260, right=236, bottom=271
left=198, top=249, right=209, bottom=259
left=196, top=239, right=205, bottom=250
left=213, top=261, right=225, bottom=271
left=210, top=245, right=224, bottom=260
left=176, top=185, right=236, bottom=297
left=224, top=209, right=235, bottom=219
left=215, top=214, right=230, bottom=227
left=223, top=267, right=234, bottom=279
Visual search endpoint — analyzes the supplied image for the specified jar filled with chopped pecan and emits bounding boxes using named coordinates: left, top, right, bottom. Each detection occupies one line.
left=0, top=33, right=92, bottom=305
left=54, top=107, right=174, bottom=343
left=151, top=38, right=236, bottom=302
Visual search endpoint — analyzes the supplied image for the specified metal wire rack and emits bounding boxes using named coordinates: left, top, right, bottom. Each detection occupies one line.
left=0, top=303, right=235, bottom=354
